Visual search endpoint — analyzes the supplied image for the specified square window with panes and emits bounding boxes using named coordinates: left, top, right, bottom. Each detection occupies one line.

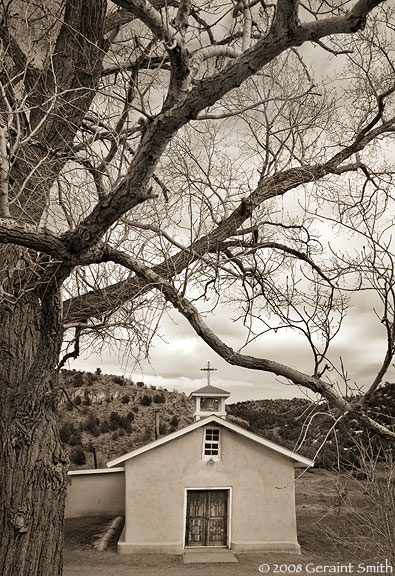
left=203, top=428, right=220, bottom=459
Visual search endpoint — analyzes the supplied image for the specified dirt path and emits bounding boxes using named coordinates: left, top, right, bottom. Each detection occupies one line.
left=63, top=550, right=305, bottom=576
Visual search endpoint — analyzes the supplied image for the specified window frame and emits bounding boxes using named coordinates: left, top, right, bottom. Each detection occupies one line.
left=202, top=427, right=221, bottom=461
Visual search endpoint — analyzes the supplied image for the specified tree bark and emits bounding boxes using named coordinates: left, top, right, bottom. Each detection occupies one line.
left=0, top=285, right=67, bottom=576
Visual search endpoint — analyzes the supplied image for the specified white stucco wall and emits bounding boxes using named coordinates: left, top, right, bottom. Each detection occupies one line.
left=119, top=426, right=300, bottom=554
left=65, top=468, right=125, bottom=518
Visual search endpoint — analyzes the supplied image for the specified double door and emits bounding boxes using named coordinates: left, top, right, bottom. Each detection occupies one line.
left=185, top=489, right=228, bottom=547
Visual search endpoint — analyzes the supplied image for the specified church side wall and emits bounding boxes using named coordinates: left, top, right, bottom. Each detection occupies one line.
left=120, top=427, right=300, bottom=554
left=65, top=468, right=125, bottom=518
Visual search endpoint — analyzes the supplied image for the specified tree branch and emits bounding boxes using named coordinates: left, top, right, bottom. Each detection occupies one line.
left=102, top=245, right=395, bottom=440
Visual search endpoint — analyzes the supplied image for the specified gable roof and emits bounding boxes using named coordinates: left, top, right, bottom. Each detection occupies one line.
left=107, top=415, right=314, bottom=468
left=189, top=384, right=230, bottom=397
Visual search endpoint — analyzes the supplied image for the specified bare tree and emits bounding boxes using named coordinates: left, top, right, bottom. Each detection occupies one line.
left=0, top=1, right=394, bottom=575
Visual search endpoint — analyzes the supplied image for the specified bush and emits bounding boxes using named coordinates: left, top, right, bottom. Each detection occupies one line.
left=69, top=431, right=82, bottom=446
left=109, top=419, right=119, bottom=431
left=100, top=420, right=110, bottom=434
left=60, top=423, right=71, bottom=444
left=126, top=411, right=135, bottom=422
left=121, top=394, right=130, bottom=404
left=140, top=394, right=152, bottom=406
left=74, top=395, right=81, bottom=406
left=112, top=375, right=125, bottom=385
left=70, top=446, right=86, bottom=466
left=136, top=381, right=145, bottom=388
left=111, top=432, right=118, bottom=441
left=72, top=372, right=84, bottom=387
left=153, top=392, right=166, bottom=404
left=170, top=415, right=179, bottom=428
left=159, top=422, right=168, bottom=435
left=119, top=416, right=132, bottom=433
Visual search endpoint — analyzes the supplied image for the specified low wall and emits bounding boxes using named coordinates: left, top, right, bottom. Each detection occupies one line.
left=65, top=468, right=125, bottom=518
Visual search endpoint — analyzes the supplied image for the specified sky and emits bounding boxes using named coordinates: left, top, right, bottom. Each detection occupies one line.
left=72, top=285, right=395, bottom=404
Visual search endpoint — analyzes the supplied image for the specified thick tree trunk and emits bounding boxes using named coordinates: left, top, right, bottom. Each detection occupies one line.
left=0, top=283, right=67, bottom=576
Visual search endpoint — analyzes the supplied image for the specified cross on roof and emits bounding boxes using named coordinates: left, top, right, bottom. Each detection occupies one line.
left=200, top=361, right=217, bottom=386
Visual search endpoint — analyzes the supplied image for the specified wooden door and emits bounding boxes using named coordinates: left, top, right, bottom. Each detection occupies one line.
left=185, top=490, right=228, bottom=547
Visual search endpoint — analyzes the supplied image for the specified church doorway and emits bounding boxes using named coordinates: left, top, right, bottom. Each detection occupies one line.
left=185, top=489, right=228, bottom=547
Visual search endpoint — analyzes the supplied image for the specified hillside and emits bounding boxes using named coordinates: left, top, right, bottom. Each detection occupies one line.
left=228, top=382, right=395, bottom=467
left=58, top=369, right=394, bottom=470
left=58, top=369, right=194, bottom=469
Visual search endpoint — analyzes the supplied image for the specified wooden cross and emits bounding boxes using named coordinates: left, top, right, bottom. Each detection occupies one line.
left=200, top=361, right=217, bottom=386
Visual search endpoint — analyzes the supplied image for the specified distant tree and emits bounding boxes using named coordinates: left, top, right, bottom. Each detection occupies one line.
left=136, top=382, right=145, bottom=389
left=95, top=368, right=102, bottom=376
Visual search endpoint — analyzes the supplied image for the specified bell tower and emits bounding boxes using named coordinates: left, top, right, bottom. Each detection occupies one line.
left=190, top=362, right=230, bottom=421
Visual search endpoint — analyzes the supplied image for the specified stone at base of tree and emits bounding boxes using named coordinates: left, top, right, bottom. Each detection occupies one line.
left=93, top=516, right=124, bottom=551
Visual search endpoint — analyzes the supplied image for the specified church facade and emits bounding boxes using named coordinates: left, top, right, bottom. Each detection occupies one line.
left=107, top=376, right=313, bottom=554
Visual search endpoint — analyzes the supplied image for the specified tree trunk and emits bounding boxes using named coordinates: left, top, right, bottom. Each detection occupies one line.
left=0, top=282, right=67, bottom=576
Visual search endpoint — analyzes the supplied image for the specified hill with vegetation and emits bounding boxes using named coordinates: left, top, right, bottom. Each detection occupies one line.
left=58, top=368, right=194, bottom=469
left=58, top=369, right=394, bottom=470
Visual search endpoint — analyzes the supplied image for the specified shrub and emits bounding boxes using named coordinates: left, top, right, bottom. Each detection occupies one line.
left=126, top=412, right=135, bottom=422
left=74, top=395, right=81, bottom=406
left=109, top=419, right=119, bottom=431
left=170, top=415, right=179, bottom=428
left=111, top=432, right=118, bottom=441
left=70, top=446, right=86, bottom=466
left=121, top=394, right=130, bottom=404
left=112, top=375, right=125, bottom=385
left=100, top=420, right=110, bottom=434
left=140, top=394, right=152, bottom=406
left=60, top=423, right=71, bottom=444
left=69, top=431, right=82, bottom=446
left=72, top=372, right=84, bottom=387
left=153, top=392, right=166, bottom=404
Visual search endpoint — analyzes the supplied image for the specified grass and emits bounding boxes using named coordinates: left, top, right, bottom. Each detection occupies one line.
left=63, top=469, right=394, bottom=575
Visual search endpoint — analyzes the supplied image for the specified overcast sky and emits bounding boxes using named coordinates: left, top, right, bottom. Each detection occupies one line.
left=72, top=285, right=395, bottom=404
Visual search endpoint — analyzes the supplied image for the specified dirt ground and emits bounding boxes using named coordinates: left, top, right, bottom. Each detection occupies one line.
left=63, top=469, right=394, bottom=576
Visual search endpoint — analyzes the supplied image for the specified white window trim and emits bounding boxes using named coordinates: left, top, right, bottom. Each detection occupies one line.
left=202, top=427, right=220, bottom=461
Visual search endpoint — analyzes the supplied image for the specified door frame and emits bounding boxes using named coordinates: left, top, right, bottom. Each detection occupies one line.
left=183, top=487, right=232, bottom=549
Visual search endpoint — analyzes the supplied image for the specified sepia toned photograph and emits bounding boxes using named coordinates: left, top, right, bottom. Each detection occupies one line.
left=0, top=1, right=394, bottom=575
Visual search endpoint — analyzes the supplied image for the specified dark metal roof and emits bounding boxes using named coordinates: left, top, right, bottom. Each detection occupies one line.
left=190, top=384, right=230, bottom=397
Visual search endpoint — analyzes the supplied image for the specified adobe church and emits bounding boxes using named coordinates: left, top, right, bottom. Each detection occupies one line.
left=101, top=363, right=313, bottom=555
